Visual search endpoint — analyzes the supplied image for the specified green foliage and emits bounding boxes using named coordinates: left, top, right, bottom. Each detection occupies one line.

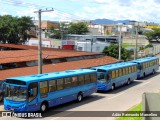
left=145, top=28, right=160, bottom=42
left=116, top=103, right=142, bottom=120
left=0, top=15, right=34, bottom=44
left=48, top=27, right=61, bottom=39
left=145, top=43, right=153, bottom=48
left=68, top=22, right=89, bottom=34
left=48, top=23, right=68, bottom=39
left=103, top=44, right=133, bottom=61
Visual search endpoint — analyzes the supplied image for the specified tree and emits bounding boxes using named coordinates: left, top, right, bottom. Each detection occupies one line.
left=0, top=15, right=34, bottom=44
left=103, top=44, right=133, bottom=61
left=48, top=23, right=68, bottom=39
left=68, top=22, right=89, bottom=34
left=145, top=28, right=160, bottom=43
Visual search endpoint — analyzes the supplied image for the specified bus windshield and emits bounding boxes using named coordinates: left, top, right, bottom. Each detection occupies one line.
left=5, top=85, right=27, bottom=102
left=97, top=73, right=106, bottom=82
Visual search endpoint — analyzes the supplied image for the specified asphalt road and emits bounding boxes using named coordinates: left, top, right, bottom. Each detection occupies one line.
left=0, top=70, right=160, bottom=120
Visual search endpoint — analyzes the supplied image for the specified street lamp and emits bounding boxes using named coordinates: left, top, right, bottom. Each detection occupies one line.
left=117, top=23, right=123, bottom=61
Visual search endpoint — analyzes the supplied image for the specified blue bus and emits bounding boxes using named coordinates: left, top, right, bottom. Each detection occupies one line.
left=130, top=56, right=159, bottom=79
left=4, top=69, right=97, bottom=112
left=0, top=80, right=5, bottom=101
left=91, top=62, right=137, bottom=91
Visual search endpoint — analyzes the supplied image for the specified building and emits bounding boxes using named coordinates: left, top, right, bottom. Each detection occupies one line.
left=0, top=43, right=118, bottom=80
left=62, top=34, right=118, bottom=52
left=31, top=20, right=60, bottom=38
left=25, top=38, right=62, bottom=48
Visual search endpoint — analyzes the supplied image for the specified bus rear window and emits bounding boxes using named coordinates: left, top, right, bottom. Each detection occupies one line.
left=6, top=79, right=26, bottom=85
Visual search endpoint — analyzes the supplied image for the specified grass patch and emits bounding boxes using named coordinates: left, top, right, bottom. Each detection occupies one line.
left=122, top=43, right=135, bottom=48
left=116, top=103, right=142, bottom=120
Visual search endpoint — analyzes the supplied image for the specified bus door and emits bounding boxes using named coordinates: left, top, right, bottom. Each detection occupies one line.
left=106, top=71, right=111, bottom=83
left=28, top=82, right=38, bottom=111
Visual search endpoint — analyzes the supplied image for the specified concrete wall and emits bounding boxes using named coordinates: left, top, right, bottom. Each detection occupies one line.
left=142, top=92, right=160, bottom=120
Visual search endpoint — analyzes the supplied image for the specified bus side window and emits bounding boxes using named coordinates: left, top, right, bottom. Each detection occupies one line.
left=116, top=69, right=119, bottom=78
left=72, top=76, right=78, bottom=87
left=126, top=67, right=128, bottom=75
left=90, top=73, right=97, bottom=83
left=157, top=59, right=159, bottom=65
left=119, top=69, right=122, bottom=76
left=84, top=74, right=91, bottom=84
left=123, top=68, right=126, bottom=75
left=28, top=82, right=38, bottom=102
left=40, top=81, right=48, bottom=94
left=49, top=80, right=56, bottom=92
left=64, top=77, right=72, bottom=89
left=111, top=70, right=116, bottom=79
left=78, top=75, right=84, bottom=85
left=57, top=79, right=64, bottom=90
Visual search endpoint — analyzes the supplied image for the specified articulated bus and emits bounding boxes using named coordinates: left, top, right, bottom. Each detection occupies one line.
left=4, top=69, right=97, bottom=112
left=130, top=56, right=159, bottom=79
left=91, top=62, right=137, bottom=91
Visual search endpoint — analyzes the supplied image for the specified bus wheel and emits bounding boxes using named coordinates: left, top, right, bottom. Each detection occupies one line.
left=143, top=73, right=146, bottom=77
left=111, top=84, right=115, bottom=90
left=40, top=102, right=48, bottom=112
left=127, top=79, right=130, bottom=85
left=77, top=93, right=83, bottom=102
left=152, top=69, right=155, bottom=74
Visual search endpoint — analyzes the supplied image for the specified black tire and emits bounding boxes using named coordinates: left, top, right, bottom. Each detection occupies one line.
left=127, top=79, right=130, bottom=85
left=152, top=69, right=155, bottom=74
left=40, top=102, right=48, bottom=112
left=143, top=73, right=146, bottom=78
left=111, top=84, right=115, bottom=90
left=77, top=93, right=83, bottom=102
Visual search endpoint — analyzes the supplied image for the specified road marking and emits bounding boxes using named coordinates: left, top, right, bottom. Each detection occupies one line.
left=138, top=81, right=151, bottom=87
left=108, top=92, right=125, bottom=100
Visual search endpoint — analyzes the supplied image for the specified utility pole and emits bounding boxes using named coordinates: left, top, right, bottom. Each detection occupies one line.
left=119, top=26, right=122, bottom=61
left=34, top=8, right=54, bottom=74
left=117, top=23, right=123, bottom=61
left=91, top=38, right=93, bottom=52
left=135, top=25, right=138, bottom=59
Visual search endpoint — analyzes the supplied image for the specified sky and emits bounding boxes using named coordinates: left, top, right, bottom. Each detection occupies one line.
left=0, top=0, right=160, bottom=23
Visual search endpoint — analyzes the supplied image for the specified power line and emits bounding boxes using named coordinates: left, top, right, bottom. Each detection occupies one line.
left=0, top=0, right=87, bottom=21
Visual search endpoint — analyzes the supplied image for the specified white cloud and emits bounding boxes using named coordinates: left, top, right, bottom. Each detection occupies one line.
left=1, top=11, right=9, bottom=15
left=3, top=0, right=159, bottom=23
left=72, top=0, right=160, bottom=23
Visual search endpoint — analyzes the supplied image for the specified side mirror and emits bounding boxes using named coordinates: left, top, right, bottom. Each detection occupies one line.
left=29, top=89, right=34, bottom=96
